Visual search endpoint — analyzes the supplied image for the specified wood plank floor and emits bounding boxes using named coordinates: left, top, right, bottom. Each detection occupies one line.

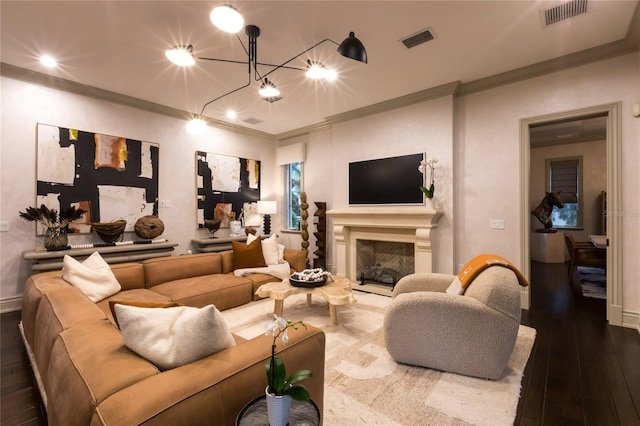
left=1, top=261, right=639, bottom=425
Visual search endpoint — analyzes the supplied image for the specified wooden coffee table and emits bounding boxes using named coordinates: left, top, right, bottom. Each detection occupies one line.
left=255, top=275, right=357, bottom=325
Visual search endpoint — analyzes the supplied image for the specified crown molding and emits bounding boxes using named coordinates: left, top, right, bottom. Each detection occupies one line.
left=457, top=38, right=638, bottom=97
left=0, top=63, right=275, bottom=140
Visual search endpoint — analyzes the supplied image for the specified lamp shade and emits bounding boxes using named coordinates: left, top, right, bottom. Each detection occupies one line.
left=257, top=200, right=277, bottom=215
left=337, top=32, right=368, bottom=64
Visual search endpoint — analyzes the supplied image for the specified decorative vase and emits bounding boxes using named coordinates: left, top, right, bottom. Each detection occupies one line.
left=425, top=197, right=437, bottom=210
left=44, top=226, right=68, bottom=251
left=265, top=387, right=291, bottom=426
left=229, top=220, right=242, bottom=237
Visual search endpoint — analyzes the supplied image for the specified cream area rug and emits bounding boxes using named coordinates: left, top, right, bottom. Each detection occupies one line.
left=223, top=291, right=536, bottom=426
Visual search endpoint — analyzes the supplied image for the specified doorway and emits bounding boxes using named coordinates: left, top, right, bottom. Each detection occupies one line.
left=519, top=103, right=622, bottom=326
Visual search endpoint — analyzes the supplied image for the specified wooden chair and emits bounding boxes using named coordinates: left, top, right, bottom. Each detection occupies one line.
left=564, top=234, right=606, bottom=282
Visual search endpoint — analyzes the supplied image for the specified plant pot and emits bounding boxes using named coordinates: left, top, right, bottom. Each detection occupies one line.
left=229, top=220, right=243, bottom=237
left=265, top=386, right=291, bottom=426
left=45, top=226, right=68, bottom=251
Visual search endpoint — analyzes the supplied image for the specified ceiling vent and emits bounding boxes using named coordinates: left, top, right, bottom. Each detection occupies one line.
left=400, top=28, right=435, bottom=49
left=242, top=117, right=264, bottom=125
left=542, top=0, right=588, bottom=27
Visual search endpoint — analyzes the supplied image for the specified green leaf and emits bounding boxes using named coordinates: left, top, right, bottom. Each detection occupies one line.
left=283, top=384, right=310, bottom=401
left=266, top=357, right=287, bottom=393
left=287, top=369, right=312, bottom=385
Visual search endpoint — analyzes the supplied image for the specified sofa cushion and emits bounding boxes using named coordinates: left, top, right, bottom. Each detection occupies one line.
left=96, top=288, right=175, bottom=325
left=62, top=252, right=121, bottom=302
left=115, top=304, right=236, bottom=370
left=232, top=238, right=267, bottom=269
left=149, top=274, right=253, bottom=310
left=247, top=234, right=279, bottom=265
left=143, top=252, right=223, bottom=288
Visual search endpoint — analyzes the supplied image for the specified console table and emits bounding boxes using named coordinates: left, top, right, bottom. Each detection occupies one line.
left=191, top=235, right=248, bottom=253
left=22, top=241, right=178, bottom=272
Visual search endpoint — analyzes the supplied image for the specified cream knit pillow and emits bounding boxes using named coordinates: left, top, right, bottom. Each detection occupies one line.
left=114, top=304, right=236, bottom=370
left=62, top=251, right=121, bottom=302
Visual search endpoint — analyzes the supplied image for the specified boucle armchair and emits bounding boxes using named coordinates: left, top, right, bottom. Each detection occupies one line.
left=383, top=267, right=522, bottom=380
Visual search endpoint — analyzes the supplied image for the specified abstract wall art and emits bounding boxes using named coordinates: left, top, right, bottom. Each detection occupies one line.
left=36, top=123, right=159, bottom=235
left=196, top=151, right=261, bottom=229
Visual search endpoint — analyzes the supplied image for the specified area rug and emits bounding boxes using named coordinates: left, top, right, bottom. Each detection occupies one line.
left=223, top=291, right=536, bottom=426
left=578, top=266, right=606, bottom=299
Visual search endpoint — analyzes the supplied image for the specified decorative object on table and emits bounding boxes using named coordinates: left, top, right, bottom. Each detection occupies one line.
left=418, top=157, right=438, bottom=200
left=313, top=202, right=327, bottom=269
left=531, top=191, right=564, bottom=232
left=244, top=226, right=257, bottom=235
left=19, top=204, right=86, bottom=251
left=36, top=124, right=159, bottom=235
left=289, top=268, right=332, bottom=288
left=257, top=200, right=277, bottom=235
left=264, top=315, right=313, bottom=426
left=91, top=220, right=127, bottom=243
left=195, top=151, right=261, bottom=230
left=243, top=206, right=261, bottom=236
left=299, top=192, right=310, bottom=263
left=134, top=215, right=165, bottom=239
left=229, top=220, right=243, bottom=237
left=203, top=218, right=221, bottom=236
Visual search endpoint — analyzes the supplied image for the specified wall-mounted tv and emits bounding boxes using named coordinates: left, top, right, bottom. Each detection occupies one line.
left=349, top=153, right=425, bottom=205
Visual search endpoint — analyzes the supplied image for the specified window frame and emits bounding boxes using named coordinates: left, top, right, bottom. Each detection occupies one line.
left=282, top=162, right=303, bottom=232
left=545, top=155, right=583, bottom=229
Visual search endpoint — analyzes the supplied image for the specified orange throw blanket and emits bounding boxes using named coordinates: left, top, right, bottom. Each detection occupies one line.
left=457, top=254, right=529, bottom=290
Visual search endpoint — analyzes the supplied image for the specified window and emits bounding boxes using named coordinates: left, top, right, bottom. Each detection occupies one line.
left=283, top=162, right=302, bottom=231
left=546, top=156, right=582, bottom=228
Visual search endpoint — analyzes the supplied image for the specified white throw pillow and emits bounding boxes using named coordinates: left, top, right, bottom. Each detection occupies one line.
left=62, top=252, right=121, bottom=302
left=247, top=234, right=280, bottom=265
left=115, top=304, right=236, bottom=370
left=277, top=243, right=286, bottom=264
left=445, top=276, right=465, bottom=295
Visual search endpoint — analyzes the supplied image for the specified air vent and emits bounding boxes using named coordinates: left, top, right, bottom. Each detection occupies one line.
left=242, top=117, right=264, bottom=125
left=543, top=0, right=588, bottom=27
left=400, top=28, right=435, bottom=49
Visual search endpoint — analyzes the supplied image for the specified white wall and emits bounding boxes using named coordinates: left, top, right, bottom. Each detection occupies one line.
left=456, top=52, right=639, bottom=322
left=0, top=77, right=275, bottom=308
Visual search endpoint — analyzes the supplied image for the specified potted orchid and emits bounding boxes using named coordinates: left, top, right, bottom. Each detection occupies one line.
left=264, top=315, right=313, bottom=426
left=418, top=158, right=439, bottom=199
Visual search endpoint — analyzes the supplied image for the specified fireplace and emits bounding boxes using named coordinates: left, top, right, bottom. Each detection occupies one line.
left=326, top=207, right=443, bottom=284
left=356, top=240, right=414, bottom=287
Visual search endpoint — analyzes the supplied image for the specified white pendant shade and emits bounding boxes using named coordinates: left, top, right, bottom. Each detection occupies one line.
left=210, top=6, right=244, bottom=34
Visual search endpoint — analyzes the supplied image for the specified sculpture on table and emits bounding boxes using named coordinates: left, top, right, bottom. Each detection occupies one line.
left=91, top=220, right=127, bottom=243
left=531, top=191, right=563, bottom=233
left=204, top=218, right=221, bottom=236
left=300, top=192, right=310, bottom=265
left=134, top=215, right=165, bottom=239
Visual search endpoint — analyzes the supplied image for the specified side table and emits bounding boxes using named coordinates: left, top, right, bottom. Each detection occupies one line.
left=236, top=395, right=320, bottom=426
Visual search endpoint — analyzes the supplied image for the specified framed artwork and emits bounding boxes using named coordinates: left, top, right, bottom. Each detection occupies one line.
left=36, top=123, right=159, bottom=234
left=196, top=151, right=261, bottom=229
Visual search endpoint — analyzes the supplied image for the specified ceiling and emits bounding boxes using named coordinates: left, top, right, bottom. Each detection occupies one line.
left=1, top=1, right=638, bottom=137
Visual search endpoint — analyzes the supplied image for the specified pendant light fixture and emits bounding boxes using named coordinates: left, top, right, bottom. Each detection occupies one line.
left=166, top=4, right=368, bottom=132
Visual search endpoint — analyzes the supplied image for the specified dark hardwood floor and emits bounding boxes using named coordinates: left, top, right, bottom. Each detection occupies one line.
left=1, top=261, right=638, bottom=425
left=516, top=261, right=640, bottom=426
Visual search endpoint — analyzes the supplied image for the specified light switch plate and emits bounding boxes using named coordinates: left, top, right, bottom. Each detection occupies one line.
left=0, top=221, right=9, bottom=232
left=490, top=219, right=505, bottom=229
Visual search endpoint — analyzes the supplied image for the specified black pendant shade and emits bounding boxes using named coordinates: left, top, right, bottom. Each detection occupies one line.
left=337, top=32, right=368, bottom=64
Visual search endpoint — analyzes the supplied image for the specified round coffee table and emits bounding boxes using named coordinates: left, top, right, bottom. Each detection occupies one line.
left=236, top=395, right=320, bottom=426
left=255, top=275, right=356, bottom=325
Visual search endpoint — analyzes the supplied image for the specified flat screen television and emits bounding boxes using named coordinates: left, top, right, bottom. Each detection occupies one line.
left=349, top=153, right=425, bottom=205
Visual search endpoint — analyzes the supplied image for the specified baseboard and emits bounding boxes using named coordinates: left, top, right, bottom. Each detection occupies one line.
left=622, top=309, right=640, bottom=334
left=1, top=296, right=22, bottom=313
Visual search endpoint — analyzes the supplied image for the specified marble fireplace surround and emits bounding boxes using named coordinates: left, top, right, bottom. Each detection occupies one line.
left=326, top=207, right=443, bottom=282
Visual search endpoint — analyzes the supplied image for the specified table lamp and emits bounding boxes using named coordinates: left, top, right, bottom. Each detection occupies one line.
left=257, top=201, right=277, bottom=235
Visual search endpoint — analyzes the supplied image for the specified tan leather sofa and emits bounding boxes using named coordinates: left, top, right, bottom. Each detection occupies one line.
left=20, top=249, right=325, bottom=425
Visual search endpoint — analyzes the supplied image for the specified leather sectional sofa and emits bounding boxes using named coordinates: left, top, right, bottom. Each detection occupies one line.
left=20, top=249, right=326, bottom=425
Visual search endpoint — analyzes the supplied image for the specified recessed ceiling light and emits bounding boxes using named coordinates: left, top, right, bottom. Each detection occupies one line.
left=40, top=55, right=57, bottom=68
left=226, top=110, right=237, bottom=119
